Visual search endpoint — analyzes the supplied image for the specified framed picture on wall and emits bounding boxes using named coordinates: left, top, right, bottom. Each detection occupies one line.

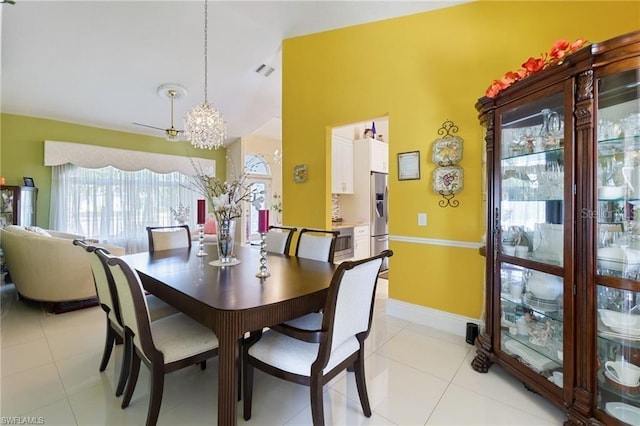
left=23, top=177, right=35, bottom=187
left=397, top=151, right=420, bottom=180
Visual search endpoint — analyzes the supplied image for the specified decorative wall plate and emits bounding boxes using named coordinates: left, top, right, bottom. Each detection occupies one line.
left=293, top=164, right=308, bottom=183
left=432, top=136, right=463, bottom=166
left=432, top=166, right=463, bottom=194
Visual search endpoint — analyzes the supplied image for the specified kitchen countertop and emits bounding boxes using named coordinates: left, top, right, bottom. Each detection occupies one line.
left=331, top=221, right=368, bottom=229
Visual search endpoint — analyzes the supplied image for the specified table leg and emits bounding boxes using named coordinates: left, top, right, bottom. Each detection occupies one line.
left=218, top=331, right=239, bottom=425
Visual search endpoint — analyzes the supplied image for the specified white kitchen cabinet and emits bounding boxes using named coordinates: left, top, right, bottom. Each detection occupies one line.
left=331, top=135, right=354, bottom=194
left=370, top=139, right=389, bottom=173
left=340, top=139, right=389, bottom=224
left=353, top=138, right=389, bottom=173
left=353, top=225, right=369, bottom=260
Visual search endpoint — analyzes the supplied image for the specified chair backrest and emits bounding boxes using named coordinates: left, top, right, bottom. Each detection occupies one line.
left=146, top=225, right=191, bottom=252
left=315, top=250, right=393, bottom=370
left=295, top=228, right=339, bottom=262
left=96, top=250, right=155, bottom=364
left=73, top=240, right=122, bottom=324
left=265, top=226, right=297, bottom=255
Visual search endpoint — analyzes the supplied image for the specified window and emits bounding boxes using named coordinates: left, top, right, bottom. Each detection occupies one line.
left=245, top=154, right=270, bottom=175
left=50, top=164, right=199, bottom=253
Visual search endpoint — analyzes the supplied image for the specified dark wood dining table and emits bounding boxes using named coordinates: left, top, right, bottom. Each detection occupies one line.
left=120, top=245, right=337, bottom=425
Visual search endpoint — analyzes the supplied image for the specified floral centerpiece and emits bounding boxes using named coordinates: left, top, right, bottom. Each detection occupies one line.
left=169, top=203, right=190, bottom=225
left=190, top=165, right=263, bottom=222
left=485, top=38, right=589, bottom=98
left=189, top=158, right=264, bottom=262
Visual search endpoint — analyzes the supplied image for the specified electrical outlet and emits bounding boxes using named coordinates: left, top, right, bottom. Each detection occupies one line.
left=418, top=213, right=427, bottom=226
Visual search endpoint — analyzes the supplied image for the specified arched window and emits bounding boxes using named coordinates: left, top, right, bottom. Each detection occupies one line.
left=245, top=154, right=270, bottom=176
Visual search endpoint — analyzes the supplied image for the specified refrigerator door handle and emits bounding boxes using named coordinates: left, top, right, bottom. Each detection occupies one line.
left=375, top=201, right=384, bottom=218
left=384, top=184, right=388, bottom=225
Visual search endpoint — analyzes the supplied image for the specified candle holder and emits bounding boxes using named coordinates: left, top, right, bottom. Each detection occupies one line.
left=255, top=232, right=270, bottom=278
left=196, top=223, right=207, bottom=257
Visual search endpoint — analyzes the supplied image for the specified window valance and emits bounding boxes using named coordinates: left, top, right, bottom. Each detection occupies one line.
left=44, top=140, right=215, bottom=176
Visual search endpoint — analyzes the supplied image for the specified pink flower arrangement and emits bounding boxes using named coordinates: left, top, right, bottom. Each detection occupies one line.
left=485, top=38, right=589, bottom=98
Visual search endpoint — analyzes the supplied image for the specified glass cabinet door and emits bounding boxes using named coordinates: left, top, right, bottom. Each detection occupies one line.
left=596, top=69, right=640, bottom=280
left=499, top=92, right=565, bottom=267
left=596, top=286, right=640, bottom=423
left=500, top=263, right=564, bottom=382
left=0, top=187, right=16, bottom=227
left=498, top=92, right=566, bottom=384
left=595, top=68, right=640, bottom=425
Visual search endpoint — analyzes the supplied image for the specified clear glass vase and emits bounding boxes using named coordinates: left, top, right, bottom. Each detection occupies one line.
left=215, top=217, right=236, bottom=263
left=538, top=108, right=562, bottom=150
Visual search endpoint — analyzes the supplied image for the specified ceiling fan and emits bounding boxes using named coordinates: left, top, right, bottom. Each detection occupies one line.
left=133, top=84, right=186, bottom=142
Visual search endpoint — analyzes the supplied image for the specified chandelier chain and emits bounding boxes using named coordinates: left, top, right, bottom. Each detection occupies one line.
left=203, top=0, right=208, bottom=104
left=184, top=0, right=226, bottom=149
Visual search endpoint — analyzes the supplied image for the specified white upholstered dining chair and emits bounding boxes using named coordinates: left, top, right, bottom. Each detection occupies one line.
left=73, top=240, right=177, bottom=397
left=242, top=249, right=393, bottom=426
left=96, top=249, right=219, bottom=426
left=265, top=225, right=297, bottom=255
left=146, top=225, right=191, bottom=252
left=294, top=228, right=339, bottom=262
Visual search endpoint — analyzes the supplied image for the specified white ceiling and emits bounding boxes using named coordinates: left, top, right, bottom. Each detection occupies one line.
left=1, top=1, right=467, bottom=143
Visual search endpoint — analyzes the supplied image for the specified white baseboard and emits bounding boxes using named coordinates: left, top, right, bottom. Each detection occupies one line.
left=386, top=298, right=484, bottom=338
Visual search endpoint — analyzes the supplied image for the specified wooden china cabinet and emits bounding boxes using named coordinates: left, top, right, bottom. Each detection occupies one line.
left=0, top=185, right=37, bottom=228
left=473, top=31, right=640, bottom=425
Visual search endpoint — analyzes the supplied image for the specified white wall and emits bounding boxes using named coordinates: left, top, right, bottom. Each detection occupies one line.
left=230, top=135, right=283, bottom=245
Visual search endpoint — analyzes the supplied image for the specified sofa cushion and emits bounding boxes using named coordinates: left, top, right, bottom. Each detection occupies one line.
left=3, top=225, right=35, bottom=237
left=25, top=226, right=52, bottom=237
left=204, top=218, right=217, bottom=234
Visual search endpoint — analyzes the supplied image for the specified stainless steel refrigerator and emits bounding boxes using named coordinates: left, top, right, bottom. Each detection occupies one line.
left=370, top=172, right=389, bottom=270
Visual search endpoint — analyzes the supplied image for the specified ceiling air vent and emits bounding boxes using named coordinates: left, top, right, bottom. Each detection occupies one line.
left=255, top=64, right=275, bottom=77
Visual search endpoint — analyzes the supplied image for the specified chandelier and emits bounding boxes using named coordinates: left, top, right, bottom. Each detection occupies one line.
left=184, top=0, right=226, bottom=150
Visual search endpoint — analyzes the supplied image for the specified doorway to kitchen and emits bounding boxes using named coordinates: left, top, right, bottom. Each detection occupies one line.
left=330, top=116, right=389, bottom=269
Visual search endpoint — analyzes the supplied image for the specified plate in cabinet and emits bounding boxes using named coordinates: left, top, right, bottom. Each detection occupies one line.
left=598, top=326, right=640, bottom=342
left=522, top=292, right=560, bottom=313
left=503, top=338, right=559, bottom=372
left=605, top=402, right=640, bottom=425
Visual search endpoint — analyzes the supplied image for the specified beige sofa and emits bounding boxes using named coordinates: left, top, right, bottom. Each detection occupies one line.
left=0, top=225, right=125, bottom=304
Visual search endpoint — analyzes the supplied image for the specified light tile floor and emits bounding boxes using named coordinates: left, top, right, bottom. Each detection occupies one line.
left=0, top=280, right=566, bottom=425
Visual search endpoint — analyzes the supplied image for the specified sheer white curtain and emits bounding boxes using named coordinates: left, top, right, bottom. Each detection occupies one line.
left=50, top=164, right=199, bottom=253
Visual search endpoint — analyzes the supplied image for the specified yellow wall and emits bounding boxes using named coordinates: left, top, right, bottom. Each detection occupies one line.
left=0, top=113, right=226, bottom=227
left=281, top=1, right=639, bottom=318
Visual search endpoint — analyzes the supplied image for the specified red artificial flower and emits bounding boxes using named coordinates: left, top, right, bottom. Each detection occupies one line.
left=484, top=80, right=502, bottom=98
left=514, top=68, right=529, bottom=79
left=551, top=39, right=571, bottom=52
left=501, top=71, right=520, bottom=85
left=484, top=37, right=588, bottom=99
left=522, top=57, right=546, bottom=73
left=549, top=49, right=568, bottom=61
left=571, top=38, right=588, bottom=51
left=485, top=80, right=505, bottom=98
